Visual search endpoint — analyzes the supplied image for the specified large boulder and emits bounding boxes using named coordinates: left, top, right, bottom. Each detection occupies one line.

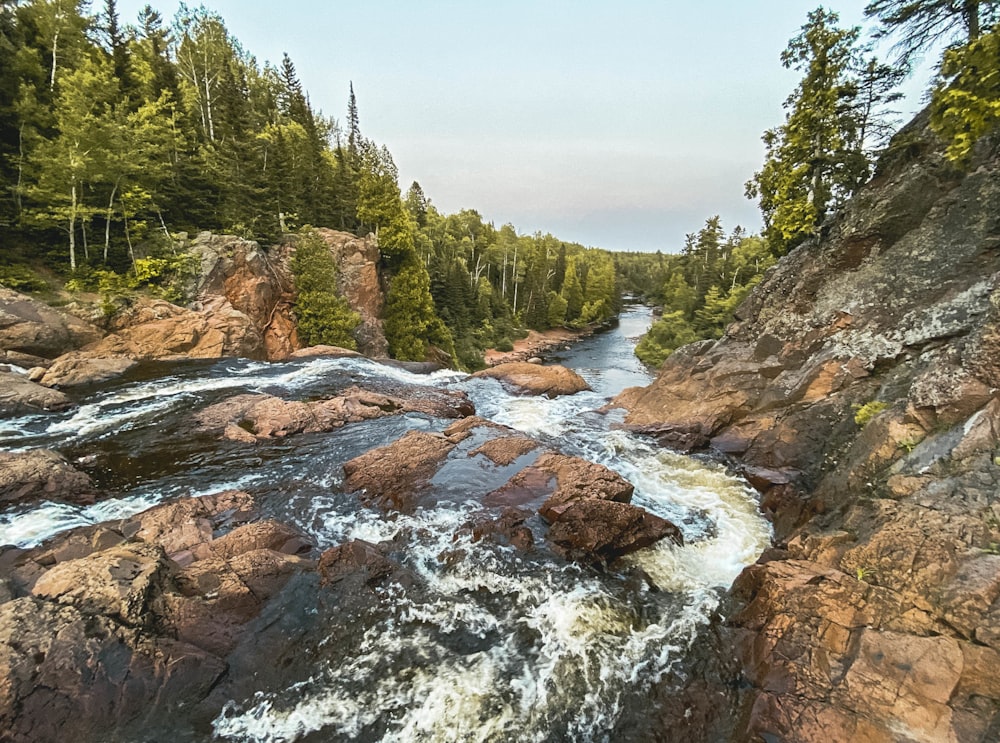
left=0, top=371, right=71, bottom=415
left=343, top=430, right=457, bottom=512
left=0, top=449, right=96, bottom=506
left=0, top=287, right=101, bottom=360
left=194, top=385, right=474, bottom=442
left=546, top=499, right=682, bottom=562
left=0, top=490, right=316, bottom=743
left=35, top=353, right=137, bottom=388
left=473, top=362, right=591, bottom=397
left=492, top=451, right=634, bottom=519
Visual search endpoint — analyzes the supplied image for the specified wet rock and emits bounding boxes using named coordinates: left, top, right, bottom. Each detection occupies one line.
left=0, top=449, right=96, bottom=506
left=472, top=361, right=591, bottom=397
left=0, top=596, right=226, bottom=743
left=36, top=353, right=137, bottom=387
left=287, top=344, right=362, bottom=360
left=31, top=541, right=170, bottom=627
left=317, top=539, right=402, bottom=587
left=546, top=500, right=682, bottom=562
left=0, top=371, right=71, bottom=415
left=524, top=452, right=635, bottom=520
left=209, top=520, right=313, bottom=559
left=195, top=385, right=473, bottom=441
left=121, top=490, right=257, bottom=561
left=0, top=490, right=316, bottom=741
left=343, top=430, right=456, bottom=511
left=0, top=287, right=102, bottom=359
left=461, top=507, right=535, bottom=552
left=470, top=435, right=540, bottom=466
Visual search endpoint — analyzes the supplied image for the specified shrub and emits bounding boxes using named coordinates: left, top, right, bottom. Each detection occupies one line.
left=853, top=400, right=889, bottom=427
left=0, top=264, right=49, bottom=293
left=495, top=337, right=514, bottom=352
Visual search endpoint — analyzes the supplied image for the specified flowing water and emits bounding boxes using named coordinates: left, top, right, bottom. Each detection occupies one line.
left=0, top=306, right=771, bottom=742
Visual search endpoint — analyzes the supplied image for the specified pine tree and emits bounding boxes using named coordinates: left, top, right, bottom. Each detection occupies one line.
left=101, top=0, right=133, bottom=95
left=291, top=229, right=360, bottom=348
left=865, top=0, right=999, bottom=65
left=745, top=8, right=873, bottom=255
left=561, top=255, right=584, bottom=322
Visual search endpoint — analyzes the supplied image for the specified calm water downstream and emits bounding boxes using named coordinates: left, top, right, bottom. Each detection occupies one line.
left=0, top=305, right=771, bottom=741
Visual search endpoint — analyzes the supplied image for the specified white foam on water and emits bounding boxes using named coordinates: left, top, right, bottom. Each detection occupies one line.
left=0, top=347, right=771, bottom=741
left=213, top=418, right=771, bottom=743
left=0, top=473, right=266, bottom=548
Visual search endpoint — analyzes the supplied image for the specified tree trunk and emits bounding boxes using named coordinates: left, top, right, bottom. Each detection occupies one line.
left=104, top=181, right=119, bottom=263
left=50, top=27, right=60, bottom=91
left=964, top=1, right=981, bottom=40
left=121, top=196, right=137, bottom=273
left=68, top=183, right=77, bottom=271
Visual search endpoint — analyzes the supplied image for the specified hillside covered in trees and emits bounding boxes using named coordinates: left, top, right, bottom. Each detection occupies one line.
left=0, top=0, right=621, bottom=370
left=628, top=0, right=1000, bottom=367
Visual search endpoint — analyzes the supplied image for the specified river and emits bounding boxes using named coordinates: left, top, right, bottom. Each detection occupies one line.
left=0, top=305, right=771, bottom=742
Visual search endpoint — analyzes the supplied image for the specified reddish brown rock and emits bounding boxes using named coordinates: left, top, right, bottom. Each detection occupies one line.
left=317, top=539, right=400, bottom=586
left=310, top=229, right=387, bottom=358
left=288, top=344, right=362, bottom=360
left=527, top=452, right=634, bottom=520
left=0, top=488, right=316, bottom=741
left=461, top=507, right=535, bottom=552
left=546, top=499, right=682, bottom=562
left=0, top=450, right=96, bottom=506
left=0, top=596, right=226, bottom=743
left=342, top=430, right=456, bottom=511
left=472, top=362, right=591, bottom=397
left=470, top=435, right=540, bottom=466
left=0, top=371, right=72, bottom=415
left=36, top=353, right=137, bottom=387
left=194, top=385, right=473, bottom=440
left=0, top=287, right=102, bottom=359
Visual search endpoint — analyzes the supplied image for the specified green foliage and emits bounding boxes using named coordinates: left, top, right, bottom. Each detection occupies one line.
left=746, top=8, right=902, bottom=255
left=634, top=311, right=699, bottom=367
left=630, top=218, right=775, bottom=366
left=290, top=229, right=360, bottom=349
left=547, top=291, right=568, bottom=326
left=931, top=28, right=1000, bottom=165
left=865, top=0, right=998, bottom=66
left=0, top=264, right=49, bottom=292
left=853, top=400, right=890, bottom=426
left=384, top=253, right=455, bottom=362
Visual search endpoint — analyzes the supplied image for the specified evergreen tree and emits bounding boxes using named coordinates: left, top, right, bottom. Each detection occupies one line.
left=100, top=0, right=133, bottom=95
left=404, top=180, right=428, bottom=227
left=291, top=228, right=360, bottom=348
left=745, top=8, right=872, bottom=255
left=865, top=0, right=999, bottom=64
left=931, top=26, right=1000, bottom=164
left=384, top=252, right=455, bottom=362
left=561, top=255, right=584, bottom=321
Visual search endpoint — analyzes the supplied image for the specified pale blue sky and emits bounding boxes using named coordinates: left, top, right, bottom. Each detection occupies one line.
left=117, top=1, right=937, bottom=252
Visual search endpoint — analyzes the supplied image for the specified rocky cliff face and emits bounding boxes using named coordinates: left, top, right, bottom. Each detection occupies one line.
left=618, top=112, right=1000, bottom=741
left=0, top=230, right=389, bottom=391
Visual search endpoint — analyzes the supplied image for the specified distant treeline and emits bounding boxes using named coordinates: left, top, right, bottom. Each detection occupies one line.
left=0, top=0, right=621, bottom=369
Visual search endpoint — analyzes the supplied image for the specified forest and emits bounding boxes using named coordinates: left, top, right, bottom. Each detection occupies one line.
left=0, top=0, right=622, bottom=369
left=1, top=1, right=998, bottom=370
